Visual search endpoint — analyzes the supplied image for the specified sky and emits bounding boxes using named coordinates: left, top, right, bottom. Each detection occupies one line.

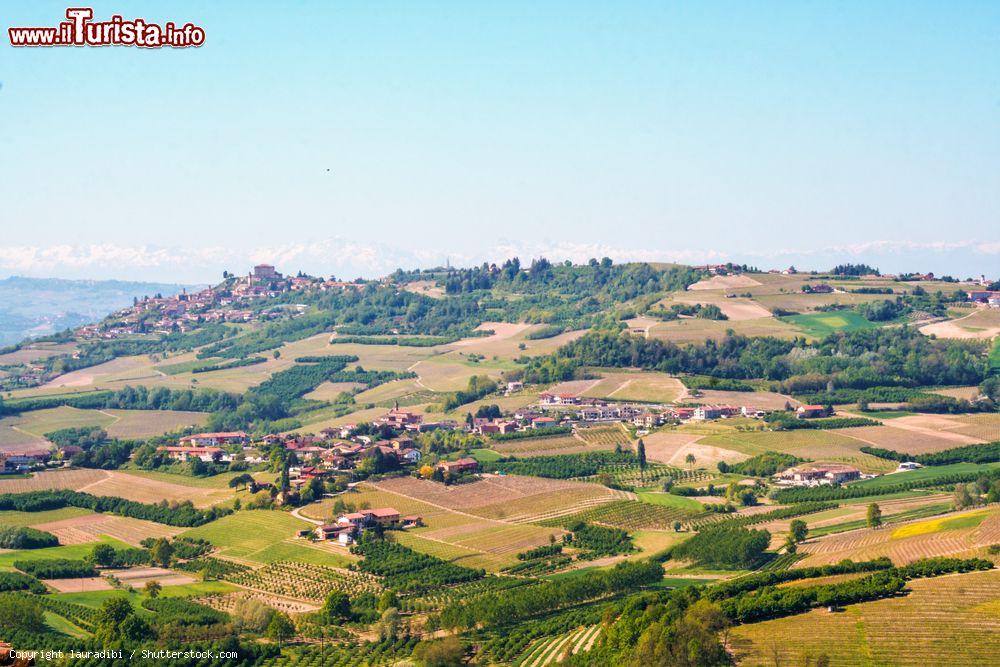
left=1, top=1, right=998, bottom=283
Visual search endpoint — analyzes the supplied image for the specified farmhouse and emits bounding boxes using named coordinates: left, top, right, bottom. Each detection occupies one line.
left=538, top=392, right=580, bottom=405
left=796, top=404, right=830, bottom=419
left=777, top=463, right=861, bottom=486
left=437, top=458, right=479, bottom=476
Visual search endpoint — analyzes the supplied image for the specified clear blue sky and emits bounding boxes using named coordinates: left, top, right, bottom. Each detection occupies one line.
left=1, top=1, right=998, bottom=281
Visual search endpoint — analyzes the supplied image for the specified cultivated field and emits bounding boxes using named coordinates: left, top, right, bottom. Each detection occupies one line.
left=795, top=507, right=1000, bottom=567
left=580, top=370, right=686, bottom=403
left=647, top=317, right=801, bottom=344
left=920, top=308, right=1000, bottom=340
left=681, top=389, right=798, bottom=410
left=179, top=510, right=353, bottom=566
left=731, top=569, right=1000, bottom=666
left=374, top=475, right=620, bottom=520
left=29, top=512, right=182, bottom=546
left=640, top=430, right=747, bottom=468
left=687, top=275, right=762, bottom=291
left=0, top=469, right=236, bottom=507
left=698, top=429, right=898, bottom=473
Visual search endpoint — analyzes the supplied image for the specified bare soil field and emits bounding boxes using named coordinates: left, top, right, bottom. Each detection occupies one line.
left=373, top=475, right=621, bottom=524
left=928, top=386, right=982, bottom=401
left=687, top=275, right=761, bottom=291
left=950, top=413, right=1000, bottom=442
left=647, top=317, right=801, bottom=343
left=30, top=513, right=182, bottom=546
left=920, top=309, right=1000, bottom=339
left=668, top=295, right=774, bottom=321
left=0, top=469, right=233, bottom=507
left=449, top=322, right=533, bottom=348
left=0, top=343, right=76, bottom=365
left=108, top=566, right=197, bottom=587
left=580, top=371, right=686, bottom=403
left=103, top=409, right=208, bottom=439
left=879, top=415, right=986, bottom=446
left=836, top=425, right=972, bottom=455
left=681, top=389, right=798, bottom=410
left=399, top=280, right=446, bottom=299
left=640, top=430, right=747, bottom=468
left=304, top=381, right=367, bottom=401
left=43, top=577, right=114, bottom=593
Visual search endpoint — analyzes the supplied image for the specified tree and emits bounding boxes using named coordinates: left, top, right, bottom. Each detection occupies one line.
left=266, top=611, right=295, bottom=647
left=789, top=519, right=808, bottom=544
left=413, top=636, right=466, bottom=667
left=378, top=589, right=400, bottom=613
left=144, top=580, right=162, bottom=598
left=685, top=453, right=696, bottom=467
left=954, top=483, right=974, bottom=510
left=229, top=473, right=255, bottom=490
left=866, top=503, right=883, bottom=529
left=321, top=591, right=351, bottom=622
left=636, top=439, right=647, bottom=483
left=375, top=607, right=401, bottom=641
left=95, top=597, right=153, bottom=645
left=150, top=537, right=174, bottom=568
left=91, top=543, right=117, bottom=567
left=0, top=596, right=46, bottom=632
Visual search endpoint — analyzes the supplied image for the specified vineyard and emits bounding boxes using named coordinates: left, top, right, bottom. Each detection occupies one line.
left=538, top=499, right=706, bottom=530
left=263, top=637, right=420, bottom=667
left=730, top=569, right=1000, bottom=666
left=514, top=625, right=602, bottom=667
left=226, top=561, right=382, bottom=603
left=400, top=576, right=537, bottom=612
left=574, top=425, right=631, bottom=448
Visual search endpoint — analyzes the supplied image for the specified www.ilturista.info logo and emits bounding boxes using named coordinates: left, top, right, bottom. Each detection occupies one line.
left=8, top=7, right=205, bottom=48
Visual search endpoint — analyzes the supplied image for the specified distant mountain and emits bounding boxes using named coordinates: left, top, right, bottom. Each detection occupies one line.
left=0, top=276, right=199, bottom=346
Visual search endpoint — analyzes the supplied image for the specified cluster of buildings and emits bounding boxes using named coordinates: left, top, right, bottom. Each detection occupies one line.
left=968, top=290, right=1000, bottom=308
left=530, top=394, right=773, bottom=430
left=310, top=507, right=423, bottom=546
left=76, top=265, right=363, bottom=340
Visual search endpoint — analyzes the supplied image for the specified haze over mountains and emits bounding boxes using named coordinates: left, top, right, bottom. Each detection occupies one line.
left=0, top=276, right=195, bottom=345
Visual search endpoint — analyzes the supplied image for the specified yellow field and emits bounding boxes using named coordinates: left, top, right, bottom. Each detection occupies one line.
left=647, top=317, right=801, bottom=343
left=731, top=569, right=1000, bottom=666
left=580, top=370, right=685, bottom=403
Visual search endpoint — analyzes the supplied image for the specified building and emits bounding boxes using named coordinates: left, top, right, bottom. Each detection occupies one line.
left=157, top=446, right=230, bottom=463
left=437, top=458, right=479, bottom=476
left=252, top=264, right=281, bottom=282
left=336, top=507, right=401, bottom=529
left=796, top=405, right=829, bottom=419
left=532, top=416, right=559, bottom=429
left=777, top=463, right=861, bottom=486
left=179, top=431, right=249, bottom=447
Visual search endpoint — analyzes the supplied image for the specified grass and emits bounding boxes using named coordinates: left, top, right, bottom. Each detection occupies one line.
left=850, top=462, right=1000, bottom=490
left=780, top=310, right=881, bottom=337
left=43, top=610, right=91, bottom=638
left=178, top=510, right=318, bottom=564
left=0, top=506, right=93, bottom=527
left=856, top=410, right=917, bottom=419
left=635, top=491, right=705, bottom=511
left=52, top=580, right=238, bottom=608
left=469, top=448, right=504, bottom=463
left=990, top=337, right=1000, bottom=373
left=0, top=536, right=131, bottom=568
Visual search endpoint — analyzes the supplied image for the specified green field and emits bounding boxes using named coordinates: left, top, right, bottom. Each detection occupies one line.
left=991, top=337, right=1000, bottom=373
left=179, top=509, right=350, bottom=566
left=53, top=580, right=238, bottom=609
left=0, top=506, right=93, bottom=527
left=635, top=491, right=705, bottom=511
left=0, top=536, right=131, bottom=568
left=780, top=310, right=879, bottom=337
left=849, top=462, right=1000, bottom=490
